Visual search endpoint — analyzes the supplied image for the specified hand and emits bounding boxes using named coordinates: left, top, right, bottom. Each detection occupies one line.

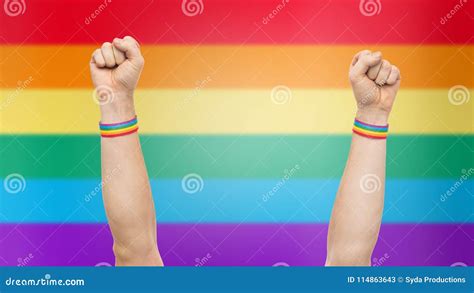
left=90, top=36, right=144, bottom=122
left=349, top=50, right=401, bottom=124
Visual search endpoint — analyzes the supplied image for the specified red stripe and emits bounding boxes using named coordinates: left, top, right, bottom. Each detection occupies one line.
left=352, top=129, right=387, bottom=139
left=1, top=0, right=471, bottom=44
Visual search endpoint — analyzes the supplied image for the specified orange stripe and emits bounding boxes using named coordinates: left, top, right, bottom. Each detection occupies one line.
left=1, top=45, right=472, bottom=88
left=101, top=127, right=139, bottom=138
left=352, top=129, right=387, bottom=139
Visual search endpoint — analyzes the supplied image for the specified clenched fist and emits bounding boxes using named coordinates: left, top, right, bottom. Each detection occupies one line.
left=349, top=50, right=401, bottom=124
left=90, top=36, right=144, bottom=122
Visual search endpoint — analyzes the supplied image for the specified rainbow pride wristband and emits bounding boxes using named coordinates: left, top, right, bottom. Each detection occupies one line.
left=352, top=118, right=388, bottom=139
left=99, top=116, right=139, bottom=138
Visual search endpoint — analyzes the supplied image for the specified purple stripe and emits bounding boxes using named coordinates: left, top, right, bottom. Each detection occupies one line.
left=99, top=116, right=137, bottom=127
left=354, top=118, right=389, bottom=129
left=0, top=224, right=471, bottom=267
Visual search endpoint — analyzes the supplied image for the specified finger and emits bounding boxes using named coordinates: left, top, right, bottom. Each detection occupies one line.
left=351, top=50, right=371, bottom=67
left=113, top=36, right=143, bottom=65
left=101, top=42, right=116, bottom=68
left=385, top=65, right=400, bottom=85
left=91, top=49, right=106, bottom=68
left=367, top=61, right=383, bottom=80
left=112, top=45, right=126, bottom=65
left=375, top=60, right=391, bottom=86
left=350, top=51, right=382, bottom=80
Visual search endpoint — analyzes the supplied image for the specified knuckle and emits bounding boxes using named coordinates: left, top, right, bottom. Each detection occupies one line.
left=101, top=42, right=111, bottom=49
left=358, top=55, right=369, bottom=63
left=124, top=35, right=136, bottom=43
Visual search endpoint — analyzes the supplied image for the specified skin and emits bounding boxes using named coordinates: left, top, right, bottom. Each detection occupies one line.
left=325, top=50, right=401, bottom=266
left=90, top=39, right=400, bottom=266
left=90, top=36, right=163, bottom=266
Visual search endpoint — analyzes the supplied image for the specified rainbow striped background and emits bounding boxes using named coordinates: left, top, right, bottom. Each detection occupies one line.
left=0, top=0, right=473, bottom=267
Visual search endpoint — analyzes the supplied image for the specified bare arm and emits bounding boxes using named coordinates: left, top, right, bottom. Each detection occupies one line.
left=90, top=36, right=163, bottom=266
left=326, top=51, right=401, bottom=266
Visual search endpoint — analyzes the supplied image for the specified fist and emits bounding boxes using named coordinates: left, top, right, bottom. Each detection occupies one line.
left=349, top=50, right=401, bottom=124
left=90, top=36, right=144, bottom=103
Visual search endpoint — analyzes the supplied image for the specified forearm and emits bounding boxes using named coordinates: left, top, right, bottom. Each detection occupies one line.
left=326, top=112, right=387, bottom=266
left=100, top=97, right=162, bottom=266
left=325, top=49, right=400, bottom=266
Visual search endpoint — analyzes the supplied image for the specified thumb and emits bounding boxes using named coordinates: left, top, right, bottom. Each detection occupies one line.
left=350, top=51, right=382, bottom=81
left=112, top=36, right=144, bottom=66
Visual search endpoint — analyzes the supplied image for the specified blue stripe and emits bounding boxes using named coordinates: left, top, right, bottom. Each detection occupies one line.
left=0, top=179, right=472, bottom=223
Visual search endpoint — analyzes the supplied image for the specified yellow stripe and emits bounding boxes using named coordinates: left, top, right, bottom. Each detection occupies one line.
left=1, top=89, right=472, bottom=134
left=353, top=126, right=387, bottom=137
left=100, top=125, right=139, bottom=135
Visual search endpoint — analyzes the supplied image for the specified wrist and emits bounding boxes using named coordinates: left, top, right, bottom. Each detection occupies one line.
left=356, top=108, right=390, bottom=125
left=353, top=113, right=389, bottom=140
left=99, top=93, right=136, bottom=123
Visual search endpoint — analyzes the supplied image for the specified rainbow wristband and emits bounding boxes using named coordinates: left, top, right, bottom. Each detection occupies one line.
left=99, top=116, right=139, bottom=138
left=352, top=118, right=388, bottom=139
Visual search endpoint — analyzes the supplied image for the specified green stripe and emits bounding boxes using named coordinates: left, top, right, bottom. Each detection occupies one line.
left=0, top=135, right=471, bottom=178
